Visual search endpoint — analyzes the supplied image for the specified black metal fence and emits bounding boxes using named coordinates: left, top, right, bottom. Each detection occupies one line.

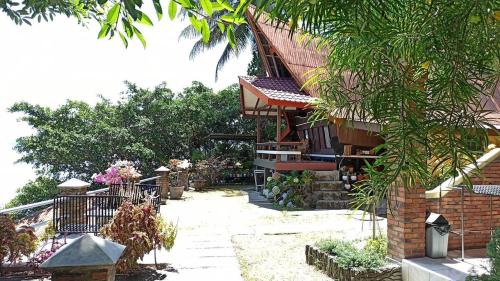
left=53, top=184, right=161, bottom=234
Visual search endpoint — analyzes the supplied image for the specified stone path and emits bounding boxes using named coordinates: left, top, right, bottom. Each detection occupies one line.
left=137, top=186, right=386, bottom=281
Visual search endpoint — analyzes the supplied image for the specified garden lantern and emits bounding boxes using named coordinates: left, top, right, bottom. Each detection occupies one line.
left=58, top=178, right=90, bottom=195
left=41, top=234, right=125, bottom=281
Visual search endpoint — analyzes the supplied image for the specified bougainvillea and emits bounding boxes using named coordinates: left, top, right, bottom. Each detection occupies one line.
left=100, top=200, right=177, bottom=272
left=92, top=160, right=142, bottom=185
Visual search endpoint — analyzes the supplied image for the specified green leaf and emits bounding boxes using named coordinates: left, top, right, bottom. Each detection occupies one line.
left=124, top=0, right=138, bottom=20
left=234, top=0, right=249, bottom=15
left=469, top=15, right=480, bottom=24
left=227, top=25, right=235, bottom=48
left=133, top=26, right=147, bottom=48
left=97, top=0, right=107, bottom=5
left=216, top=0, right=233, bottom=11
left=234, top=16, right=246, bottom=25
left=217, top=22, right=225, bottom=33
left=189, top=15, right=202, bottom=33
left=201, top=19, right=210, bottom=43
left=220, top=14, right=235, bottom=23
left=106, top=3, right=120, bottom=24
left=122, top=18, right=133, bottom=37
left=199, top=0, right=213, bottom=17
left=211, top=2, right=224, bottom=11
left=98, top=23, right=111, bottom=39
left=137, top=11, right=153, bottom=26
left=119, top=31, right=128, bottom=48
left=168, top=0, right=177, bottom=20
left=153, top=0, right=162, bottom=20
left=177, top=0, right=192, bottom=8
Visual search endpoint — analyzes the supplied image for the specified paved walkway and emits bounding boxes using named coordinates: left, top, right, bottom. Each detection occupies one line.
left=137, top=186, right=386, bottom=281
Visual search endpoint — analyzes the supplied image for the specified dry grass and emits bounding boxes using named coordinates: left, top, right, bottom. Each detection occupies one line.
left=232, top=232, right=338, bottom=281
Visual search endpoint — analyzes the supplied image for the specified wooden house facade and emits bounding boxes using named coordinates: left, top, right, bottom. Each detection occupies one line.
left=239, top=7, right=384, bottom=173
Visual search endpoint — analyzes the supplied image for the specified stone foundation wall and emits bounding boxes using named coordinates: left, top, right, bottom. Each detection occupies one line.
left=305, top=245, right=402, bottom=281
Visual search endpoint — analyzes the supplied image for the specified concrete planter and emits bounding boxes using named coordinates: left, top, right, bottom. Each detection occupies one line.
left=305, top=245, right=402, bottom=281
left=193, top=179, right=207, bottom=191
left=169, top=186, right=184, bottom=199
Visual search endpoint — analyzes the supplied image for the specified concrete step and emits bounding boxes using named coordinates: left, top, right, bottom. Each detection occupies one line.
left=315, top=199, right=352, bottom=210
left=312, top=170, right=340, bottom=181
left=312, top=181, right=344, bottom=191
left=313, top=190, right=350, bottom=201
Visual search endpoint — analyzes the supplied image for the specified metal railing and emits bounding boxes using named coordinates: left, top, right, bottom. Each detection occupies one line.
left=53, top=195, right=126, bottom=234
left=53, top=184, right=161, bottom=234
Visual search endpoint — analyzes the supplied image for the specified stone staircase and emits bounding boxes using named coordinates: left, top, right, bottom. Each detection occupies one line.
left=310, top=171, right=352, bottom=210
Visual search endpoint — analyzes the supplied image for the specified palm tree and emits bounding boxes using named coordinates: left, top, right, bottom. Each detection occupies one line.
left=178, top=4, right=257, bottom=81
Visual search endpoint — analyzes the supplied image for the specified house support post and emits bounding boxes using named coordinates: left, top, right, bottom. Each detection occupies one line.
left=256, top=115, right=262, bottom=143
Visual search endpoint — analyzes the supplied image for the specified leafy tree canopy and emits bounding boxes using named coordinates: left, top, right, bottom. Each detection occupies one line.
left=8, top=82, right=255, bottom=207
left=5, top=0, right=499, bottom=206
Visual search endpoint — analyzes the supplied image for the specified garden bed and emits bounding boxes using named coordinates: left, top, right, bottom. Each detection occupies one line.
left=305, top=244, right=401, bottom=281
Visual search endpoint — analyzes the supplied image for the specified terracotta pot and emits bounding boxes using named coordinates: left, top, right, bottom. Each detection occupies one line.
left=169, top=186, right=184, bottom=199
left=193, top=179, right=207, bottom=191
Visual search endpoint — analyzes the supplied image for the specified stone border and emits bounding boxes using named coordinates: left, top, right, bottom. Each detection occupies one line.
left=305, top=245, right=402, bottom=281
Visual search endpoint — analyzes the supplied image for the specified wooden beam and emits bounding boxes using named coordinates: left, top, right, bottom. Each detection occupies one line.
left=266, top=105, right=272, bottom=117
left=245, top=11, right=273, bottom=76
left=252, top=98, right=260, bottom=116
left=276, top=106, right=282, bottom=143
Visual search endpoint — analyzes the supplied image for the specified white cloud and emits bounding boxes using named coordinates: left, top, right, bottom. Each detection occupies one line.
left=0, top=13, right=252, bottom=206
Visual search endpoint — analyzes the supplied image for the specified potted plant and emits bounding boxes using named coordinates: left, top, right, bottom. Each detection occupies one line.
left=193, top=160, right=209, bottom=191
left=168, top=159, right=191, bottom=199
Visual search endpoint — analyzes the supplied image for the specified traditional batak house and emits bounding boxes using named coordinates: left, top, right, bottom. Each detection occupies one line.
left=238, top=7, right=384, bottom=209
left=239, top=6, right=500, bottom=215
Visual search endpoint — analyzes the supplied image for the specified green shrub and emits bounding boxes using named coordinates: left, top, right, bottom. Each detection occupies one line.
left=315, top=239, right=386, bottom=271
left=364, top=236, right=388, bottom=257
left=467, top=228, right=500, bottom=280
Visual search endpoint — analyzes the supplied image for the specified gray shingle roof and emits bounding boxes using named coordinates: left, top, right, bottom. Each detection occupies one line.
left=472, top=185, right=500, bottom=196
left=41, top=234, right=125, bottom=268
left=240, top=76, right=313, bottom=104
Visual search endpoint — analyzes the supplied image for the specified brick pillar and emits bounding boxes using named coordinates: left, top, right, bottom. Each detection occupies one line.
left=155, top=166, right=170, bottom=200
left=387, top=185, right=427, bottom=260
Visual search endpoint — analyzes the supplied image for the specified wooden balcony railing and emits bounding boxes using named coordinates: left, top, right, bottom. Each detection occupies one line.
left=256, top=141, right=307, bottom=162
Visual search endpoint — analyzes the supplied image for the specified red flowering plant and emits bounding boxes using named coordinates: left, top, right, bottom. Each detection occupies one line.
left=100, top=200, right=177, bottom=272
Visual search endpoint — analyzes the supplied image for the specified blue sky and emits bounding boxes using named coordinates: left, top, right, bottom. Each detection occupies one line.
left=0, top=12, right=251, bottom=206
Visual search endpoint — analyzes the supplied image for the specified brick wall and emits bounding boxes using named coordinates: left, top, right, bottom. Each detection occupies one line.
left=427, top=191, right=500, bottom=250
left=470, top=158, right=500, bottom=185
left=387, top=185, right=427, bottom=260
left=425, top=158, right=500, bottom=250
left=387, top=157, right=500, bottom=258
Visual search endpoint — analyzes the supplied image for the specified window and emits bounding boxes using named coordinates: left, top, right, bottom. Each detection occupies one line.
left=323, top=126, right=332, bottom=148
